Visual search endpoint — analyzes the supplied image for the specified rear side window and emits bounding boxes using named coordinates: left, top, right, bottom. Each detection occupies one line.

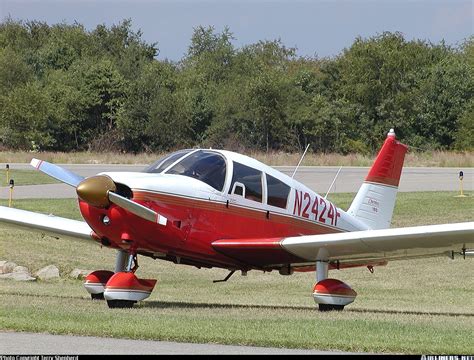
left=229, top=162, right=263, bottom=203
left=266, top=174, right=290, bottom=209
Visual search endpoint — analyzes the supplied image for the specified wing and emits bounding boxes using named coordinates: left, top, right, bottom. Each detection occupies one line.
left=212, top=222, right=474, bottom=269
left=0, top=205, right=95, bottom=242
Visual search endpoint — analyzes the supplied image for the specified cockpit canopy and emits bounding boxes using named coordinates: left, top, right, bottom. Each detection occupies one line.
left=143, top=149, right=291, bottom=209
left=166, top=150, right=227, bottom=191
left=143, top=149, right=193, bottom=174
left=143, top=150, right=227, bottom=191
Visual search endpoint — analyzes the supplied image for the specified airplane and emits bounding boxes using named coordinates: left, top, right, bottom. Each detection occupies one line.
left=0, top=129, right=472, bottom=311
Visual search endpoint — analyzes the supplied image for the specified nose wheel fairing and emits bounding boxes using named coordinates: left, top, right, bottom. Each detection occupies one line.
left=104, top=272, right=157, bottom=307
left=83, top=270, right=115, bottom=298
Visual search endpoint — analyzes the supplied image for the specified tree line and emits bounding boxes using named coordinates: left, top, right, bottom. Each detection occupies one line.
left=0, top=19, right=472, bottom=154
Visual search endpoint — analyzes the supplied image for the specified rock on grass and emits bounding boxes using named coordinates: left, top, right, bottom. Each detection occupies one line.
left=0, top=261, right=17, bottom=274
left=34, top=265, right=60, bottom=280
left=69, top=269, right=93, bottom=280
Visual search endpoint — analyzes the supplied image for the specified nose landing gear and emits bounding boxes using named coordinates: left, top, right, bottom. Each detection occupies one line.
left=83, top=250, right=157, bottom=309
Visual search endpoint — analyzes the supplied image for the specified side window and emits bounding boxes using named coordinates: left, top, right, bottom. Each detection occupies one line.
left=266, top=174, right=290, bottom=209
left=229, top=162, right=263, bottom=203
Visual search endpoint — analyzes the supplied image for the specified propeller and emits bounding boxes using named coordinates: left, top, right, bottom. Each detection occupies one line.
left=76, top=175, right=167, bottom=226
left=30, top=159, right=167, bottom=226
left=30, top=158, right=84, bottom=187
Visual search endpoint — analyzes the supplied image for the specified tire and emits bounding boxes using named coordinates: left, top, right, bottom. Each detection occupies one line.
left=107, top=300, right=136, bottom=309
left=318, top=303, right=344, bottom=312
left=91, top=293, right=105, bottom=300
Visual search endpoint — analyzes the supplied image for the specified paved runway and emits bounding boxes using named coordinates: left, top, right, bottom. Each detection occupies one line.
left=0, top=332, right=346, bottom=355
left=1, top=163, right=472, bottom=199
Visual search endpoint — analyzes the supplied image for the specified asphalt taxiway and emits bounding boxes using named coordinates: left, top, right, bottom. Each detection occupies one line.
left=0, top=164, right=472, bottom=199
left=0, top=331, right=349, bottom=355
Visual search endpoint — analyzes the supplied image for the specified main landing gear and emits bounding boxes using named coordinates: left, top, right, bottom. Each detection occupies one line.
left=83, top=250, right=157, bottom=309
left=312, top=261, right=357, bottom=311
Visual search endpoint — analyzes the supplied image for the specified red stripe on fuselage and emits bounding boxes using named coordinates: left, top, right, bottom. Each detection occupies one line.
left=80, top=191, right=343, bottom=269
left=133, top=190, right=342, bottom=234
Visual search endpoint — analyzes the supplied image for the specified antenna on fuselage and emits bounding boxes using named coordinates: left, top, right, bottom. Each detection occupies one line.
left=291, top=144, right=310, bottom=179
left=324, top=166, right=342, bottom=199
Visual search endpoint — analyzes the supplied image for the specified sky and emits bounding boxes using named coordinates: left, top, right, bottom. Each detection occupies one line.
left=1, top=0, right=472, bottom=61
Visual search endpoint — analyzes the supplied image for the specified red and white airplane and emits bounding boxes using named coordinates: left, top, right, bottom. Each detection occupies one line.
left=0, top=129, right=472, bottom=310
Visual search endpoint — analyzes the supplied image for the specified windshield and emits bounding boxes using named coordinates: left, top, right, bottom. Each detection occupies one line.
left=143, top=150, right=193, bottom=173
left=166, top=150, right=227, bottom=191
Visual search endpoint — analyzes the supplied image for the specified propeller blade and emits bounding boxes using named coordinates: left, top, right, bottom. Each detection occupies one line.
left=108, top=191, right=168, bottom=226
left=31, top=158, right=84, bottom=187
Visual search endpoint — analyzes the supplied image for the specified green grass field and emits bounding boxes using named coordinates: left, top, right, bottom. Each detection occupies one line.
left=0, top=169, right=59, bottom=186
left=0, top=193, right=473, bottom=353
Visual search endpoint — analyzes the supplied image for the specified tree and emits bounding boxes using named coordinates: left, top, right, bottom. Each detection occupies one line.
left=0, top=47, right=33, bottom=92
left=247, top=69, right=287, bottom=151
left=410, top=54, right=473, bottom=149
left=0, top=20, right=471, bottom=153
left=41, top=68, right=89, bottom=150
left=0, top=82, right=57, bottom=150
left=454, top=99, right=474, bottom=150
left=117, top=61, right=190, bottom=152
left=335, top=32, right=452, bottom=150
left=70, top=59, right=127, bottom=148
left=89, top=19, right=157, bottom=80
left=185, top=25, right=234, bottom=84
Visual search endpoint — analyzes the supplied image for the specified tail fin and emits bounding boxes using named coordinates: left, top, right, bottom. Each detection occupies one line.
left=348, top=129, right=408, bottom=229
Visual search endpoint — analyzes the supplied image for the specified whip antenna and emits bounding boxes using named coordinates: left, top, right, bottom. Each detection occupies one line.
left=324, top=166, right=342, bottom=199
left=291, top=144, right=310, bottom=179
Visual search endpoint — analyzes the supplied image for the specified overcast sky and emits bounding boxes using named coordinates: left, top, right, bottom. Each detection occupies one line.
left=1, top=0, right=472, bottom=61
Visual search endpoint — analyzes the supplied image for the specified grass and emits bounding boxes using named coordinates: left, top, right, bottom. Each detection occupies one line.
left=0, top=169, right=59, bottom=186
left=0, top=150, right=472, bottom=167
left=0, top=193, right=473, bottom=353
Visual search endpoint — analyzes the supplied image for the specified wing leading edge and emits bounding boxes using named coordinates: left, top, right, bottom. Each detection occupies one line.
left=212, top=222, right=474, bottom=268
left=0, top=206, right=95, bottom=242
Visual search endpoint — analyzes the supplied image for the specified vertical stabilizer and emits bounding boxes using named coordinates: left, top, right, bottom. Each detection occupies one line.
left=348, top=129, right=408, bottom=229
